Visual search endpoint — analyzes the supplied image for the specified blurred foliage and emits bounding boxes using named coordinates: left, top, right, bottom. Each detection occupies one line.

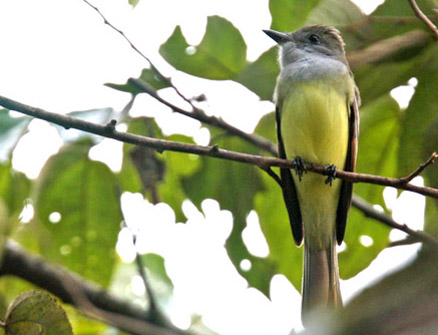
left=1, top=0, right=438, bottom=333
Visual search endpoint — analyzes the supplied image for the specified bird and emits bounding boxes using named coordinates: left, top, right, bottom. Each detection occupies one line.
left=263, top=25, right=359, bottom=325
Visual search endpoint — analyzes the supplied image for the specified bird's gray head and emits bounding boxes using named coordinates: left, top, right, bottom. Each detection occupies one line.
left=263, top=25, right=347, bottom=67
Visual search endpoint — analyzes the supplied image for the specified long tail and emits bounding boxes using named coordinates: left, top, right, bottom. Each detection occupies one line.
left=301, top=238, right=342, bottom=326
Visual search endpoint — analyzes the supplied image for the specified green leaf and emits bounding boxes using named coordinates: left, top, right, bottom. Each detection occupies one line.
left=3, top=291, right=72, bottom=335
left=34, top=141, right=122, bottom=286
left=159, top=16, right=247, bottom=80
left=0, top=109, right=30, bottom=161
left=105, top=67, right=170, bottom=94
left=305, top=0, right=364, bottom=26
left=269, top=0, right=323, bottom=31
left=235, top=47, right=279, bottom=101
left=182, top=134, right=268, bottom=293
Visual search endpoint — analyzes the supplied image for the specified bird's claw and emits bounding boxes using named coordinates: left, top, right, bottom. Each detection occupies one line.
left=323, top=164, right=337, bottom=186
left=293, top=156, right=307, bottom=181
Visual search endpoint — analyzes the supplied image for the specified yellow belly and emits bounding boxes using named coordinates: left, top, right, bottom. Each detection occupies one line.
left=281, top=82, right=349, bottom=249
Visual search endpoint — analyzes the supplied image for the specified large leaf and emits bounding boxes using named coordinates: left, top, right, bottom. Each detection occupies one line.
left=305, top=0, right=364, bottom=27
left=235, top=47, right=279, bottom=101
left=34, top=141, right=122, bottom=286
left=2, top=291, right=72, bottom=335
left=181, top=133, right=269, bottom=293
left=269, top=0, right=323, bottom=31
left=159, top=16, right=247, bottom=80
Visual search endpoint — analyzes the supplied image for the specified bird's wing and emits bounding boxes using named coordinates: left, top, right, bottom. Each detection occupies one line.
left=336, top=91, right=360, bottom=244
left=276, top=107, right=303, bottom=246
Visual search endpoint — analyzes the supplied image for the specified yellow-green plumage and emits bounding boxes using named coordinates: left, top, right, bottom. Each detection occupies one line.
left=281, top=82, right=349, bottom=250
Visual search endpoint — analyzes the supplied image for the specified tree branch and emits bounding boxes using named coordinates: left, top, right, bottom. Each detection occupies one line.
left=408, top=0, right=438, bottom=39
left=0, top=241, right=190, bottom=335
left=0, top=94, right=437, bottom=201
left=352, top=195, right=438, bottom=248
left=347, top=29, right=431, bottom=69
left=399, top=152, right=438, bottom=183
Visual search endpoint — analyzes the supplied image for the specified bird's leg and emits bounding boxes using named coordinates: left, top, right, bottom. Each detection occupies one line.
left=322, top=164, right=337, bottom=186
left=293, top=156, right=307, bottom=181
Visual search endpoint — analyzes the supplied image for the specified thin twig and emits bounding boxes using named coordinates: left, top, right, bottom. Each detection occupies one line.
left=352, top=195, right=438, bottom=247
left=1, top=94, right=437, bottom=201
left=388, top=235, right=419, bottom=248
left=81, top=0, right=194, bottom=108
left=408, top=0, right=438, bottom=39
left=398, top=152, right=438, bottom=183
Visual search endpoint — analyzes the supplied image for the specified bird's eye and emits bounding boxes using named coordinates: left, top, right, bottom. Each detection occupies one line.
left=308, top=34, right=320, bottom=43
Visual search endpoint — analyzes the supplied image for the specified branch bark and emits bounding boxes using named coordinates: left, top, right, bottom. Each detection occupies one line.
left=408, top=0, right=438, bottom=39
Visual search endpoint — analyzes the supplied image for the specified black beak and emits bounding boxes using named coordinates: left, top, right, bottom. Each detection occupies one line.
left=263, top=29, right=290, bottom=44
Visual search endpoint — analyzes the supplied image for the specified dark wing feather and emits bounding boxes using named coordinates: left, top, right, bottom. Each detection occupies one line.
left=336, top=92, right=359, bottom=244
left=276, top=107, right=303, bottom=246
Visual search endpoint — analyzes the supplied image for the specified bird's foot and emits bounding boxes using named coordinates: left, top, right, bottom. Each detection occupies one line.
left=293, top=156, right=307, bottom=181
left=323, top=164, right=337, bottom=186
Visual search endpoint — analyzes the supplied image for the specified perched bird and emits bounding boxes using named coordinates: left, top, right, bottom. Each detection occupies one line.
left=263, top=25, right=359, bottom=325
